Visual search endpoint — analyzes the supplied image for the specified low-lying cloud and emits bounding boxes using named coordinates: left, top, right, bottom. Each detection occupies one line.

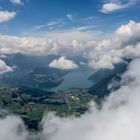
left=0, top=115, right=27, bottom=140
left=49, top=56, right=78, bottom=70
left=0, top=59, right=13, bottom=74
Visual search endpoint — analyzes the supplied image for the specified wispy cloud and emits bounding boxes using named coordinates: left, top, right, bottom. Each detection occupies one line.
left=74, top=25, right=96, bottom=31
left=34, top=18, right=65, bottom=31
left=47, top=19, right=65, bottom=26
left=33, top=15, right=99, bottom=34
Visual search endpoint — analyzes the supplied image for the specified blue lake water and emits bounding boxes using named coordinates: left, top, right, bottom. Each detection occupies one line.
left=48, top=68, right=94, bottom=91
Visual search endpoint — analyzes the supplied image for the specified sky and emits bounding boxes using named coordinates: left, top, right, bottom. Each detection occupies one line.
left=0, top=0, right=140, bottom=35
left=0, top=0, right=140, bottom=71
left=1, top=1, right=140, bottom=140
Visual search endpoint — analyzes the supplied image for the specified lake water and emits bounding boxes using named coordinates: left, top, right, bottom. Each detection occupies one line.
left=47, top=68, right=94, bottom=91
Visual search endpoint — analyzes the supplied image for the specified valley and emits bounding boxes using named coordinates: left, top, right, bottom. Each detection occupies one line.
left=0, top=53, right=130, bottom=131
left=0, top=86, right=96, bottom=130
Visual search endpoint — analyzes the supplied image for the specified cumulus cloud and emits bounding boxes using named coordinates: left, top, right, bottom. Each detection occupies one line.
left=0, top=30, right=96, bottom=56
left=100, top=2, right=128, bottom=13
left=49, top=56, right=78, bottom=70
left=100, top=0, right=136, bottom=14
left=0, top=11, right=16, bottom=23
left=88, top=20, right=140, bottom=69
left=0, top=59, right=13, bottom=74
left=9, top=0, right=23, bottom=5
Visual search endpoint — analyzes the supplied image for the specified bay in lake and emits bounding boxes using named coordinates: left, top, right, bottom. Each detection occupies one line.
left=47, top=68, right=94, bottom=91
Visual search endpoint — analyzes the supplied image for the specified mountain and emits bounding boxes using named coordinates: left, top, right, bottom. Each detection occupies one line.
left=1, top=53, right=59, bottom=71
left=0, top=85, right=93, bottom=130
left=0, top=53, right=88, bottom=89
left=88, top=59, right=132, bottom=97
left=0, top=53, right=66, bottom=88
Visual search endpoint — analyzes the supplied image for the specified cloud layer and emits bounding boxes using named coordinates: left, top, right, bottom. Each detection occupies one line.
left=0, top=20, right=140, bottom=70
left=49, top=56, right=78, bottom=70
left=0, top=30, right=95, bottom=55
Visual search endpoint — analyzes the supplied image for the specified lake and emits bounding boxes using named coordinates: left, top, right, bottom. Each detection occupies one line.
left=47, top=68, right=94, bottom=91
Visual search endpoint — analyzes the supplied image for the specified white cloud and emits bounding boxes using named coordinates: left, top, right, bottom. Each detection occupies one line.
left=88, top=20, right=140, bottom=69
left=74, top=26, right=95, bottom=31
left=100, top=0, right=136, bottom=14
left=100, top=2, right=127, bottom=13
left=9, top=0, right=23, bottom=5
left=0, top=59, right=13, bottom=74
left=34, top=19, right=65, bottom=30
left=49, top=56, right=78, bottom=70
left=0, top=11, right=16, bottom=23
left=0, top=30, right=97, bottom=56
